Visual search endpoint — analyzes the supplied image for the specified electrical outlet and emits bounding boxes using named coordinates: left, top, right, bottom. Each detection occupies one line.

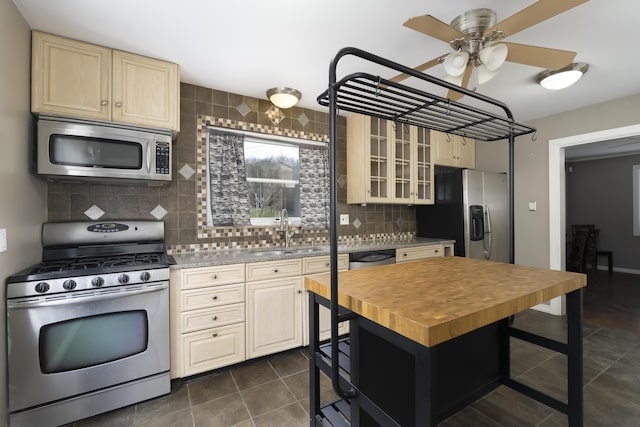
left=339, top=214, right=349, bottom=225
left=0, top=228, right=6, bottom=253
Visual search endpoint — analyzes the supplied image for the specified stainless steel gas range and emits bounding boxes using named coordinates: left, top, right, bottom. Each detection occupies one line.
left=6, top=220, right=171, bottom=427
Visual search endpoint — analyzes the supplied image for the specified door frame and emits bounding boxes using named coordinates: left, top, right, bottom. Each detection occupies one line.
left=547, top=123, right=640, bottom=314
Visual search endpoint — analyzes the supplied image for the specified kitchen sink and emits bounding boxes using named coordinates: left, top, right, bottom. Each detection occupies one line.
left=249, top=247, right=326, bottom=257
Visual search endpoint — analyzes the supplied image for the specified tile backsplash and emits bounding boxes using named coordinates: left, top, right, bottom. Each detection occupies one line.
left=46, top=83, right=416, bottom=252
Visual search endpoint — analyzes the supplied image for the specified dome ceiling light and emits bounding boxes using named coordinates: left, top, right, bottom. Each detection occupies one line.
left=535, top=62, right=589, bottom=90
left=266, top=87, right=302, bottom=109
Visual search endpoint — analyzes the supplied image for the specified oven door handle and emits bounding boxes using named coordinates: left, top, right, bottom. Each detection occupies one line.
left=7, top=283, right=168, bottom=309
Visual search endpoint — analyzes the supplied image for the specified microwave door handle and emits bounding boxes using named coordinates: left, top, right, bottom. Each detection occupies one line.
left=146, top=142, right=152, bottom=173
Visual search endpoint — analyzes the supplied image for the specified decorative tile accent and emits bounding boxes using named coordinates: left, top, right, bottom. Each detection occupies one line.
left=337, top=174, right=347, bottom=188
left=84, top=205, right=105, bottom=220
left=150, top=205, right=168, bottom=220
left=236, top=102, right=251, bottom=117
left=396, top=217, right=405, bottom=228
left=352, top=218, right=362, bottom=230
left=179, top=164, right=196, bottom=180
left=298, top=112, right=310, bottom=127
left=266, top=105, right=285, bottom=126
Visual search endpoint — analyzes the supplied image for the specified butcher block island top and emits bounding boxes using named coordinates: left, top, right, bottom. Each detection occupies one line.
left=304, top=256, right=586, bottom=347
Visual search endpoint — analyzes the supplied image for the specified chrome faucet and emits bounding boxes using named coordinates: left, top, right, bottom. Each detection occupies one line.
left=279, top=208, right=295, bottom=248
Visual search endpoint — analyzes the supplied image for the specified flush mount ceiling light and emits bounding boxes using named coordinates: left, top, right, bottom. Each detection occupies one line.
left=266, top=87, right=302, bottom=109
left=536, top=62, right=589, bottom=90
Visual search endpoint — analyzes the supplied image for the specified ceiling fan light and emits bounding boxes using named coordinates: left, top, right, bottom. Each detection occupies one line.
left=443, top=51, right=469, bottom=77
left=477, top=64, right=498, bottom=84
left=536, top=63, right=589, bottom=90
left=479, top=43, right=508, bottom=71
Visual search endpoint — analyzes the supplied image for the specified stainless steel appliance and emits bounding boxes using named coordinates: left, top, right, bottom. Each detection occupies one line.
left=6, top=221, right=171, bottom=427
left=416, top=169, right=508, bottom=262
left=349, top=249, right=396, bottom=270
left=36, top=116, right=172, bottom=183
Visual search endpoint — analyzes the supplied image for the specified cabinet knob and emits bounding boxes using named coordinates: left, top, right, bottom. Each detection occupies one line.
left=274, top=268, right=279, bottom=273
left=212, top=274, right=218, bottom=279
left=212, top=332, right=218, bottom=337
left=297, top=290, right=302, bottom=294
left=325, top=262, right=330, bottom=267
left=403, top=253, right=408, bottom=257
left=212, top=315, right=218, bottom=321
left=101, top=100, right=108, bottom=106
left=435, top=249, right=439, bottom=253
left=115, top=101, right=122, bottom=108
left=212, top=295, right=218, bottom=300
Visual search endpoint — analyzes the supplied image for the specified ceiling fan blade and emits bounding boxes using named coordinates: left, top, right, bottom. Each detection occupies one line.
left=404, top=15, right=466, bottom=43
left=484, top=0, right=589, bottom=38
left=503, top=42, right=576, bottom=69
left=448, top=65, right=473, bottom=101
left=389, top=54, right=448, bottom=83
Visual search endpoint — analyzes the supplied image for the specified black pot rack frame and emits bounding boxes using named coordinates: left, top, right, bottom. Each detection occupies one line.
left=316, top=47, right=537, bottom=401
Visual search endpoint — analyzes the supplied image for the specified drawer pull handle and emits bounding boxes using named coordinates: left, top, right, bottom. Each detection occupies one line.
left=212, top=274, right=218, bottom=279
left=403, top=253, right=408, bottom=257
left=274, top=268, right=279, bottom=273
left=212, top=295, right=218, bottom=300
left=435, top=249, right=439, bottom=253
left=212, top=332, right=218, bottom=337
left=213, top=316, right=218, bottom=321
left=325, top=262, right=330, bottom=267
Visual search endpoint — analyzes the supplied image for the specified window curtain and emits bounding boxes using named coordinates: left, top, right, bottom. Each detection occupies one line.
left=206, top=130, right=251, bottom=226
left=299, top=145, right=329, bottom=229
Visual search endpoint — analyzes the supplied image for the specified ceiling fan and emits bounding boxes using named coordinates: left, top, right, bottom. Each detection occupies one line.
left=392, top=0, right=590, bottom=100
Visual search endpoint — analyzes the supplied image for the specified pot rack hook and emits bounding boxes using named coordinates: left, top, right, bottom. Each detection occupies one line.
left=375, top=76, right=381, bottom=97
left=531, top=131, right=538, bottom=142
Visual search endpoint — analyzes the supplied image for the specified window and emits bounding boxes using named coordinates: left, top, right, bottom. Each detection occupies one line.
left=244, top=137, right=300, bottom=226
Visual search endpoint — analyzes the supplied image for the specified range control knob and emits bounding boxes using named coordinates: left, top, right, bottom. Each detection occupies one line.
left=140, top=272, right=151, bottom=282
left=35, top=282, right=50, bottom=293
left=63, top=279, right=77, bottom=290
left=118, top=274, right=130, bottom=284
left=92, top=277, right=105, bottom=288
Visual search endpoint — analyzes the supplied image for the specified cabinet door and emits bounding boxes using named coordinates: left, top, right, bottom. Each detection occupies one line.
left=456, top=137, right=476, bottom=169
left=413, top=126, right=434, bottom=204
left=392, top=122, right=413, bottom=203
left=31, top=31, right=111, bottom=120
left=432, top=130, right=457, bottom=167
left=181, top=323, right=245, bottom=377
left=112, top=50, right=179, bottom=131
left=347, top=114, right=392, bottom=204
left=246, top=277, right=303, bottom=359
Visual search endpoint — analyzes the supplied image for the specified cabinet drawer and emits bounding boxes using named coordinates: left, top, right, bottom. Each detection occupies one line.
left=181, top=303, right=245, bottom=333
left=303, top=254, right=349, bottom=274
left=180, top=283, right=244, bottom=311
left=396, top=245, right=443, bottom=263
left=246, top=258, right=302, bottom=282
left=181, top=323, right=245, bottom=376
left=179, top=263, right=245, bottom=290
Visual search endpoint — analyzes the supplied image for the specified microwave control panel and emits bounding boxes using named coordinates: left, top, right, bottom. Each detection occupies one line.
left=155, top=142, right=171, bottom=175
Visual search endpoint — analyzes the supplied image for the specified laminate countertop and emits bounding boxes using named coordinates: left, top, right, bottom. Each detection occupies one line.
left=304, top=256, right=586, bottom=347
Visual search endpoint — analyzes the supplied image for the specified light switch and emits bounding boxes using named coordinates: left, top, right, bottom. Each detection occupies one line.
left=528, top=201, right=537, bottom=211
left=339, top=214, right=349, bottom=225
left=0, top=228, right=6, bottom=253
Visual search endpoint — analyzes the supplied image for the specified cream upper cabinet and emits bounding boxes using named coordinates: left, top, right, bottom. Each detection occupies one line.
left=32, top=32, right=111, bottom=121
left=348, top=114, right=434, bottom=205
left=432, top=130, right=475, bottom=169
left=31, top=31, right=180, bottom=132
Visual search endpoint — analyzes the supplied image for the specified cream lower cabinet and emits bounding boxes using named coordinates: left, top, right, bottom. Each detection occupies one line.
left=32, top=31, right=180, bottom=132
left=396, top=244, right=452, bottom=263
left=302, top=254, right=350, bottom=346
left=246, top=259, right=304, bottom=359
left=170, top=263, right=246, bottom=378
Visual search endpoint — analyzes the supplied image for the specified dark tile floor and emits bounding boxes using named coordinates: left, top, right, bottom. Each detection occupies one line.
left=73, top=271, right=640, bottom=427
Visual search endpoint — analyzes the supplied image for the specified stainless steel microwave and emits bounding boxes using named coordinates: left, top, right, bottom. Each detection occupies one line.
left=36, top=116, right=172, bottom=184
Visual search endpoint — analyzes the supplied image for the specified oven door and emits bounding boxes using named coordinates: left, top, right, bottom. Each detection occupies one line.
left=7, top=282, right=169, bottom=412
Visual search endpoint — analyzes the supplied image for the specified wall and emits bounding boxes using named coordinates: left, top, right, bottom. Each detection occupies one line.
left=0, top=0, right=48, bottom=424
left=566, top=155, right=640, bottom=271
left=48, top=82, right=416, bottom=252
left=516, top=93, right=640, bottom=268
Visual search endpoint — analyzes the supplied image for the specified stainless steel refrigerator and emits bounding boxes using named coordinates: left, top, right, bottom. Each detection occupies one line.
left=416, top=169, right=508, bottom=262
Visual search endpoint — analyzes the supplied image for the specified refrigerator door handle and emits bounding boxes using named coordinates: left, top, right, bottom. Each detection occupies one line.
left=483, top=205, right=492, bottom=260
